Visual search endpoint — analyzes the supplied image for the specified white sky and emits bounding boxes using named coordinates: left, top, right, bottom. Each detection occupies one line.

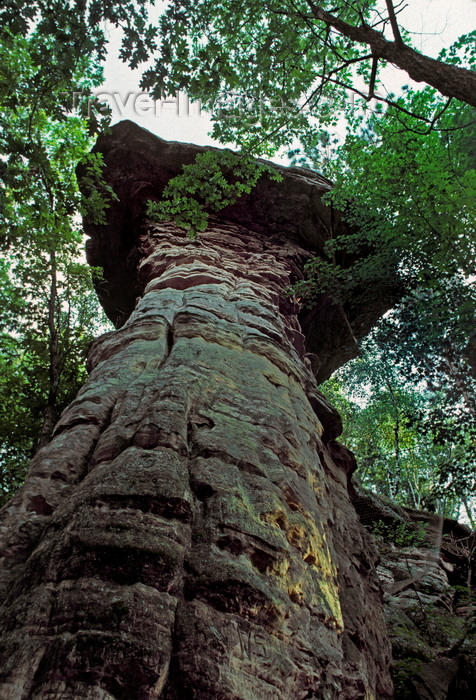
left=98, top=0, right=475, bottom=153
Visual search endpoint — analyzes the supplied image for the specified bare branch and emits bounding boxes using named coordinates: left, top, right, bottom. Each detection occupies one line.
left=385, top=0, right=404, bottom=47
left=368, top=55, right=379, bottom=99
left=323, top=77, right=469, bottom=136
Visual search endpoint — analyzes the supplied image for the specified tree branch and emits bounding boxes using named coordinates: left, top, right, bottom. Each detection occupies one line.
left=305, top=0, right=476, bottom=107
left=314, top=74, right=437, bottom=123
left=368, top=55, right=378, bottom=99
left=385, top=0, right=404, bottom=47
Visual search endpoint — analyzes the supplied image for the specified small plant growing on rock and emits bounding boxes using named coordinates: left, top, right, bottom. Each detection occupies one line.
left=393, top=657, right=424, bottom=699
left=370, top=519, right=428, bottom=548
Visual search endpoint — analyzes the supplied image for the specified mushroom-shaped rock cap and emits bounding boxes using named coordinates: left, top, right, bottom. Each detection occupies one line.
left=79, top=120, right=399, bottom=382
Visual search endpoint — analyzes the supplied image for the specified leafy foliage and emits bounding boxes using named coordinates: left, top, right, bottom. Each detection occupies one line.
left=291, top=89, right=475, bottom=301
left=0, top=26, right=113, bottom=505
left=145, top=0, right=476, bottom=151
left=0, top=260, right=105, bottom=504
left=147, top=150, right=282, bottom=235
left=0, top=0, right=157, bottom=72
left=369, top=519, right=428, bottom=548
left=322, top=334, right=476, bottom=523
left=292, top=83, right=475, bottom=526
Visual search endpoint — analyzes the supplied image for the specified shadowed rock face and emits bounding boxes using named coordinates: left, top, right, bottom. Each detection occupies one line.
left=0, top=122, right=393, bottom=699
left=353, top=487, right=476, bottom=699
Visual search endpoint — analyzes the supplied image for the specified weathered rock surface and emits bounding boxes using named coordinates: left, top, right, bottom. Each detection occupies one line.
left=0, top=122, right=395, bottom=699
left=353, top=487, right=476, bottom=699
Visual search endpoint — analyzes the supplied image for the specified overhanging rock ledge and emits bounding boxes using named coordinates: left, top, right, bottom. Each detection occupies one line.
left=82, top=120, right=399, bottom=383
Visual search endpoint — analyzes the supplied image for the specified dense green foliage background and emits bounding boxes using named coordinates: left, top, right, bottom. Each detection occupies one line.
left=0, top=24, right=113, bottom=503
left=0, top=1, right=474, bottom=521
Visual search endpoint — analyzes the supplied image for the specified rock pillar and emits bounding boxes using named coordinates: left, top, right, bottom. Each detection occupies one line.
left=0, top=122, right=394, bottom=699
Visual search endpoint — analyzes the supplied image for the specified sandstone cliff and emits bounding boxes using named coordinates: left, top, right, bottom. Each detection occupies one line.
left=0, top=121, right=403, bottom=699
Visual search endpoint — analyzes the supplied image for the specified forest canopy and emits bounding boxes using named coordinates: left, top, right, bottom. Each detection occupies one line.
left=0, top=0, right=474, bottom=522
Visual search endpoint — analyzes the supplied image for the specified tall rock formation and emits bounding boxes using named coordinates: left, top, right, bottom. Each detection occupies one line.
left=0, top=122, right=397, bottom=699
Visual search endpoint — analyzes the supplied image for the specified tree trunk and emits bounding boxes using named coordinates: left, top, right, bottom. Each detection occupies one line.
left=0, top=124, right=394, bottom=699
left=37, top=249, right=61, bottom=452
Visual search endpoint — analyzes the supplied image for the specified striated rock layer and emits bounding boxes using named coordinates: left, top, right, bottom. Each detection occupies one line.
left=0, top=123, right=393, bottom=699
